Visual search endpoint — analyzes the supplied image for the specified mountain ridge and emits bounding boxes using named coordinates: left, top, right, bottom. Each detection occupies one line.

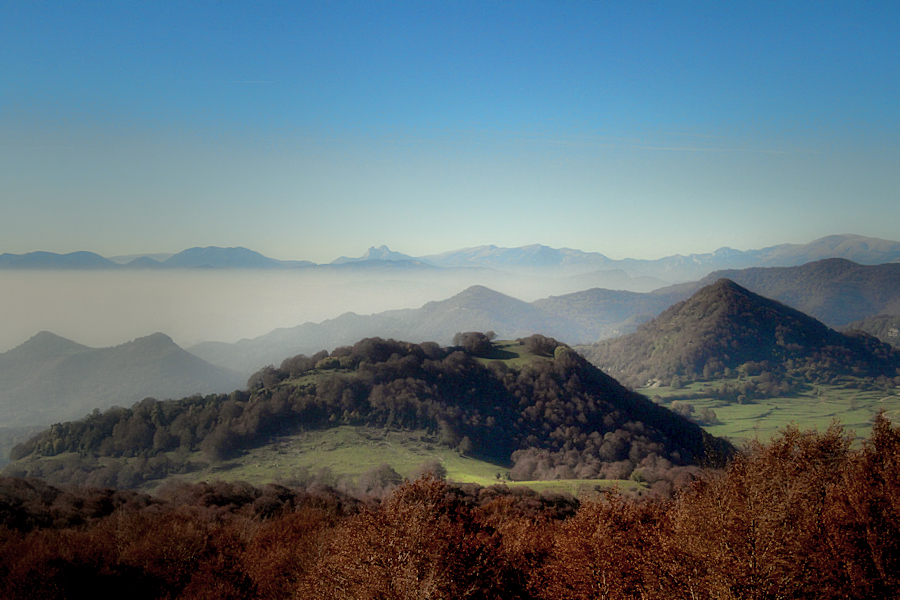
left=4, top=234, right=899, bottom=282
left=579, top=278, right=900, bottom=390
left=188, top=285, right=595, bottom=374
left=0, top=332, right=246, bottom=427
left=661, top=258, right=900, bottom=326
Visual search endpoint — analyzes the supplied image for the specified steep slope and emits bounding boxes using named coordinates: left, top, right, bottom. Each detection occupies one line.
left=0, top=333, right=246, bottom=426
left=658, top=258, right=900, bottom=327
left=7, top=336, right=732, bottom=489
left=581, top=279, right=900, bottom=389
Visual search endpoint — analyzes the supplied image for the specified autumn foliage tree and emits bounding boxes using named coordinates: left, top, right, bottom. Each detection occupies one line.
left=3, top=415, right=900, bottom=599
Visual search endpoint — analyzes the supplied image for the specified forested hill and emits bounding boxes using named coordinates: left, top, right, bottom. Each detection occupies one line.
left=579, top=279, right=900, bottom=391
left=5, top=335, right=732, bottom=489
left=661, top=258, right=900, bottom=327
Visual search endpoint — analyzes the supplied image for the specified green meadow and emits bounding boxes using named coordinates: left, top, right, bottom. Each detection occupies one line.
left=149, top=425, right=638, bottom=497
left=639, top=379, right=900, bottom=446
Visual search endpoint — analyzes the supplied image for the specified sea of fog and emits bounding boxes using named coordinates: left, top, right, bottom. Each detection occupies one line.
left=0, top=269, right=595, bottom=354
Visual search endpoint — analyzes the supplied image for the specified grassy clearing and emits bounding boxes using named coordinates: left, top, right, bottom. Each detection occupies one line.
left=639, top=379, right=900, bottom=446
left=143, top=425, right=638, bottom=497
left=472, top=340, right=552, bottom=369
left=158, top=340, right=632, bottom=496
left=277, top=340, right=546, bottom=389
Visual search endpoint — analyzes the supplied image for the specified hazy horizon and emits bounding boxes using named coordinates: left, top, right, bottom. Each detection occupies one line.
left=3, top=2, right=898, bottom=264
left=3, top=2, right=898, bottom=355
left=0, top=267, right=619, bottom=355
left=8, top=230, right=900, bottom=269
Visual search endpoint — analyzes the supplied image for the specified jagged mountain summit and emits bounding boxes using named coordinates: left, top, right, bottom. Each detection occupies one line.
left=0, top=332, right=246, bottom=427
left=580, top=279, right=900, bottom=389
left=331, top=245, right=421, bottom=264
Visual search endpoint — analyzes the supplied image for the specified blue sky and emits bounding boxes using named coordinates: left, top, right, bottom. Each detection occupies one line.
left=2, top=1, right=898, bottom=262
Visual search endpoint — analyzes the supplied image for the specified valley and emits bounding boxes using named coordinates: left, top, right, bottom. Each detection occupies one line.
left=2, top=234, right=899, bottom=494
left=641, top=380, right=900, bottom=444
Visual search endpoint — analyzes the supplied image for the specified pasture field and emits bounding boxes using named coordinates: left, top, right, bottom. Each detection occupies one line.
left=473, top=340, right=553, bottom=368
left=639, top=380, right=900, bottom=446
left=144, top=425, right=638, bottom=497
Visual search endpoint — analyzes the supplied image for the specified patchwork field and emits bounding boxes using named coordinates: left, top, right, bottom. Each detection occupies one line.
left=639, top=380, right=900, bottom=446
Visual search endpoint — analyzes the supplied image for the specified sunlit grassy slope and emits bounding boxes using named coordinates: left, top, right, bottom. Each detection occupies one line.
left=141, top=340, right=641, bottom=496
left=154, top=425, right=639, bottom=496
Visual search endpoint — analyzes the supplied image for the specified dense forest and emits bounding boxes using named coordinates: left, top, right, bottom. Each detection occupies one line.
left=1, top=415, right=898, bottom=599
left=580, top=279, right=900, bottom=393
left=5, top=335, right=731, bottom=492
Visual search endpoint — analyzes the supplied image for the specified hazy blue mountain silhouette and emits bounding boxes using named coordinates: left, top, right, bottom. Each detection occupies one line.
left=3, top=235, right=899, bottom=281
left=0, top=251, right=118, bottom=269
left=189, top=285, right=583, bottom=374
left=163, top=246, right=285, bottom=269
left=0, top=332, right=245, bottom=426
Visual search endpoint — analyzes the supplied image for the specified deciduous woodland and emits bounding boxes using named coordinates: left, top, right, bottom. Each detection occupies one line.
left=6, top=336, right=730, bottom=491
left=1, top=416, right=898, bottom=599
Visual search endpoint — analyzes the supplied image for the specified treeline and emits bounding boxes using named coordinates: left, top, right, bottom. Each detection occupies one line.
left=2, top=416, right=899, bottom=599
left=6, top=335, right=730, bottom=489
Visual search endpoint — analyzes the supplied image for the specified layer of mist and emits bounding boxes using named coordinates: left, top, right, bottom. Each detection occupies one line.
left=0, top=268, right=642, bottom=353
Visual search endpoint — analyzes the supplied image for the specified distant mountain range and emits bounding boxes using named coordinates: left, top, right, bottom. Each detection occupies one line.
left=0, top=247, right=314, bottom=270
left=188, top=285, right=591, bottom=374
left=0, top=332, right=245, bottom=427
left=579, top=279, right=900, bottom=390
left=8, top=255, right=900, bottom=430
left=186, top=284, right=686, bottom=374
left=4, top=234, right=900, bottom=285
left=187, top=257, right=900, bottom=376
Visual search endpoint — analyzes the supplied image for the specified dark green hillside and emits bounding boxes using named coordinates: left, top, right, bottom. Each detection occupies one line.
left=5, top=335, right=731, bottom=489
left=665, top=258, right=900, bottom=327
left=843, top=314, right=900, bottom=348
left=580, top=279, right=900, bottom=392
left=0, top=332, right=246, bottom=426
